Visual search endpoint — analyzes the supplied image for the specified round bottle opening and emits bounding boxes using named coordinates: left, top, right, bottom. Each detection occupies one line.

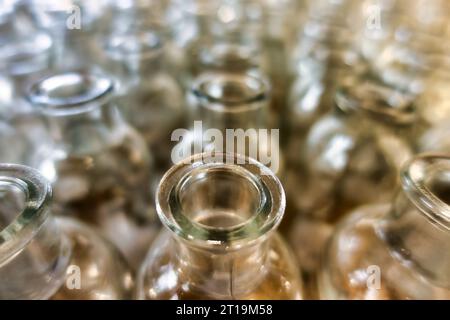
left=0, top=164, right=51, bottom=264
left=402, top=154, right=450, bottom=231
left=157, top=153, right=285, bottom=247
left=27, top=71, right=114, bottom=116
left=192, top=73, right=269, bottom=111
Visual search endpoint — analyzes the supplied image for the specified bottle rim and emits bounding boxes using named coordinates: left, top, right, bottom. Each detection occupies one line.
left=401, top=153, right=450, bottom=231
left=191, top=72, right=270, bottom=113
left=156, top=152, right=285, bottom=249
left=26, top=71, right=114, bottom=116
left=335, top=75, right=417, bottom=126
left=0, top=164, right=51, bottom=265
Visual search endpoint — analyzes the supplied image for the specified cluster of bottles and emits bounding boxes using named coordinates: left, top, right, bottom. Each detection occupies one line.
left=0, top=0, right=450, bottom=300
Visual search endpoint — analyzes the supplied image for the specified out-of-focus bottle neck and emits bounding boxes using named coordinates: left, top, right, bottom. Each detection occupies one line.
left=379, top=154, right=450, bottom=289
left=26, top=71, right=125, bottom=151
left=189, top=72, right=270, bottom=132
left=157, top=153, right=285, bottom=297
left=103, top=29, right=166, bottom=82
left=0, top=164, right=71, bottom=299
left=334, top=76, right=417, bottom=129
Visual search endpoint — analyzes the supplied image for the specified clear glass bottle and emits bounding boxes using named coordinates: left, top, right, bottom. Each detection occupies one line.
left=285, top=76, right=417, bottom=298
left=137, top=153, right=303, bottom=299
left=320, top=153, right=450, bottom=299
left=177, top=71, right=282, bottom=177
left=29, top=0, right=112, bottom=69
left=100, top=27, right=185, bottom=173
left=26, top=70, right=158, bottom=270
left=288, top=75, right=417, bottom=222
left=0, top=163, right=133, bottom=299
left=0, top=5, right=53, bottom=165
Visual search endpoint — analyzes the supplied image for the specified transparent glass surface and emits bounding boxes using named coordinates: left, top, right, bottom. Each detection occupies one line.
left=177, top=71, right=283, bottom=177
left=26, top=71, right=158, bottom=269
left=320, top=154, right=450, bottom=299
left=100, top=27, right=184, bottom=173
left=137, top=153, right=303, bottom=300
left=0, top=164, right=133, bottom=300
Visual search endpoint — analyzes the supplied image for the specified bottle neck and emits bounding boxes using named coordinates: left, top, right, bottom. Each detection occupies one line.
left=103, top=30, right=166, bottom=84
left=378, top=154, right=450, bottom=288
left=175, top=237, right=269, bottom=297
left=27, top=71, right=124, bottom=153
left=335, top=76, right=417, bottom=130
left=156, top=153, right=285, bottom=298
left=190, top=72, right=270, bottom=132
left=0, top=164, right=71, bottom=299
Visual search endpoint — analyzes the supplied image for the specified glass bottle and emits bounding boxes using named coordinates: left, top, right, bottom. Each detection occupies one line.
left=176, top=71, right=282, bottom=177
left=26, top=70, right=158, bottom=270
left=320, top=153, right=450, bottom=299
left=0, top=5, right=53, bottom=165
left=29, top=0, right=112, bottom=69
left=137, top=152, right=303, bottom=299
left=288, top=75, right=417, bottom=222
left=285, top=75, right=417, bottom=298
left=0, top=163, right=133, bottom=299
left=100, top=27, right=185, bottom=173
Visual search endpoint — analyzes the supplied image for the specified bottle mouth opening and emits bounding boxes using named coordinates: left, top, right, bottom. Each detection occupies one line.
left=156, top=153, right=285, bottom=248
left=335, top=76, right=417, bottom=125
left=191, top=73, right=269, bottom=113
left=401, top=153, right=450, bottom=231
left=0, top=164, right=51, bottom=264
left=27, top=71, right=114, bottom=116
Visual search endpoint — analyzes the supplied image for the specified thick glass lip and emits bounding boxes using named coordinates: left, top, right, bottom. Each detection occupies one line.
left=191, top=72, right=270, bottom=113
left=156, top=153, right=285, bottom=249
left=0, top=164, right=51, bottom=265
left=335, top=75, right=417, bottom=125
left=401, top=153, right=450, bottom=231
left=27, top=71, right=114, bottom=116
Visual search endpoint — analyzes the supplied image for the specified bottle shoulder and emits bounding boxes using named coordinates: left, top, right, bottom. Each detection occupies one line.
left=321, top=204, right=450, bottom=299
left=137, top=231, right=303, bottom=300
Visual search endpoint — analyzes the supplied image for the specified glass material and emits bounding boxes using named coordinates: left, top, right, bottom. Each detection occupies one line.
left=320, top=153, right=450, bottom=299
left=285, top=75, right=417, bottom=298
left=137, top=153, right=303, bottom=299
left=177, top=71, right=282, bottom=177
left=0, top=163, right=133, bottom=299
left=288, top=75, right=417, bottom=222
left=26, top=71, right=158, bottom=270
left=100, top=27, right=184, bottom=173
left=29, top=0, right=112, bottom=69
left=0, top=5, right=53, bottom=165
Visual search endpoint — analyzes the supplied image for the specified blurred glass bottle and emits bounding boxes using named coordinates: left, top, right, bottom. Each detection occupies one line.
left=288, top=75, right=417, bottom=222
left=288, top=0, right=366, bottom=140
left=137, top=153, right=303, bottom=299
left=0, top=163, right=133, bottom=299
left=29, top=0, right=112, bottom=69
left=169, top=0, right=295, bottom=126
left=26, top=70, right=157, bottom=270
left=369, top=0, right=450, bottom=127
left=320, top=153, right=450, bottom=299
left=175, top=71, right=282, bottom=177
left=100, top=26, right=184, bottom=173
left=286, top=76, right=417, bottom=298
